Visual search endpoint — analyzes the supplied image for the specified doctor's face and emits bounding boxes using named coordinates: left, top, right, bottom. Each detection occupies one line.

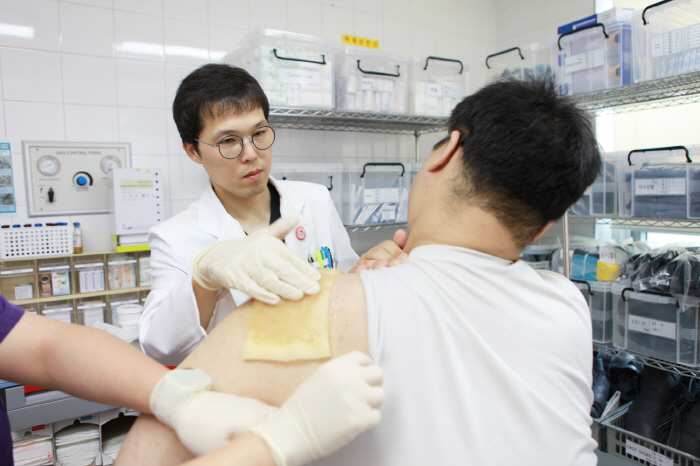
left=185, top=107, right=272, bottom=200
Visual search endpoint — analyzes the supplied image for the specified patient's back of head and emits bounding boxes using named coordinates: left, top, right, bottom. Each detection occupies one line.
left=447, top=76, right=601, bottom=248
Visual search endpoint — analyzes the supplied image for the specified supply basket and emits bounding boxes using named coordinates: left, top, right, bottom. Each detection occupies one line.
left=0, top=224, right=74, bottom=259
left=603, top=403, right=700, bottom=465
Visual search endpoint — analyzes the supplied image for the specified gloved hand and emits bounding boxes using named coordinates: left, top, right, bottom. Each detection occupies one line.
left=191, top=214, right=321, bottom=305
left=150, top=368, right=276, bottom=456
left=251, top=351, right=384, bottom=466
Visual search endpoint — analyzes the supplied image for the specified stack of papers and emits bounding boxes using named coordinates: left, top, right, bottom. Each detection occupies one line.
left=12, top=435, right=53, bottom=466
left=55, top=423, right=99, bottom=466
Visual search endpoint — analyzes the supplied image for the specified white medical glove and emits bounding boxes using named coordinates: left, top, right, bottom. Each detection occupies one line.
left=150, top=368, right=275, bottom=456
left=191, top=214, right=321, bottom=305
left=250, top=351, right=384, bottom=466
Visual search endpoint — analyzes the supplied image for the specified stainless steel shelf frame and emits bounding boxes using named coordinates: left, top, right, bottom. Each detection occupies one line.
left=268, top=108, right=448, bottom=163
left=569, top=216, right=700, bottom=232
left=573, top=70, right=700, bottom=114
left=344, top=222, right=408, bottom=233
left=594, top=343, right=700, bottom=380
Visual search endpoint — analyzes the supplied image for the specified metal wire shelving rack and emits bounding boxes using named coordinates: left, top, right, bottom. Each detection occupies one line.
left=594, top=343, right=700, bottom=379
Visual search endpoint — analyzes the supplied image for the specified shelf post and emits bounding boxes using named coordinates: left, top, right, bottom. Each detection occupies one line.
left=414, top=130, right=420, bottom=163
left=563, top=211, right=570, bottom=279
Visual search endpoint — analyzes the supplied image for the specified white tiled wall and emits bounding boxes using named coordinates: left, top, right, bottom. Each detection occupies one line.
left=0, top=0, right=499, bottom=252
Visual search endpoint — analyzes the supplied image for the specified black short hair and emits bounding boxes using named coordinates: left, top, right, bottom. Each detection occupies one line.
left=172, top=64, right=270, bottom=151
left=447, top=75, right=601, bottom=248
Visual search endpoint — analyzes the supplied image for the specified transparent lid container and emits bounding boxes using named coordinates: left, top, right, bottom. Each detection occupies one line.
left=41, top=300, right=74, bottom=323
left=336, top=47, right=409, bottom=114
left=271, top=163, right=343, bottom=218
left=486, top=43, right=551, bottom=83
left=0, top=260, right=36, bottom=301
left=630, top=0, right=700, bottom=83
left=107, top=253, right=137, bottom=290
left=341, top=163, right=408, bottom=225
left=76, top=297, right=106, bottom=326
left=223, top=28, right=335, bottom=109
left=73, top=254, right=106, bottom=294
left=407, top=56, right=468, bottom=116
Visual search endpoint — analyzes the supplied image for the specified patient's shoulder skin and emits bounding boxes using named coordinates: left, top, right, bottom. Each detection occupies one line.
left=116, top=272, right=368, bottom=466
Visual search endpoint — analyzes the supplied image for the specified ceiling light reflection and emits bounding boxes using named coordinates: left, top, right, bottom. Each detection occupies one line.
left=0, top=23, right=35, bottom=39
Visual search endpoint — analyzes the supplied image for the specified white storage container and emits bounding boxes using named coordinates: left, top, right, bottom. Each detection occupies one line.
left=408, top=56, right=468, bottom=116
left=76, top=298, right=106, bottom=327
left=570, top=152, right=621, bottom=216
left=341, top=163, right=408, bottom=225
left=552, top=8, right=634, bottom=96
left=41, top=300, right=74, bottom=323
left=224, top=29, right=335, bottom=109
left=485, top=43, right=551, bottom=83
left=615, top=288, right=700, bottom=366
left=107, top=293, right=139, bottom=326
left=335, top=47, right=408, bottom=114
left=270, top=163, right=343, bottom=218
left=631, top=0, right=700, bottom=83
left=618, top=146, right=696, bottom=220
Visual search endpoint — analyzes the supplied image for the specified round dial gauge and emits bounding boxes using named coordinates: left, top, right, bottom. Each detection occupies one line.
left=37, top=156, right=60, bottom=176
left=100, top=156, right=122, bottom=174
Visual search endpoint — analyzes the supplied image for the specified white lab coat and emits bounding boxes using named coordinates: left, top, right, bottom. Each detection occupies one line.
left=138, top=177, right=359, bottom=365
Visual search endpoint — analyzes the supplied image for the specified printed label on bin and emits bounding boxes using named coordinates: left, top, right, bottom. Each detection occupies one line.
left=363, top=188, right=399, bottom=204
left=361, top=77, right=394, bottom=93
left=442, top=84, right=459, bottom=98
left=279, top=68, right=321, bottom=85
left=629, top=315, right=676, bottom=340
left=651, top=24, right=700, bottom=58
left=380, top=205, right=396, bottom=222
left=564, top=49, right=604, bottom=74
left=427, top=83, right=442, bottom=97
left=599, top=246, right=627, bottom=264
left=0, top=268, right=34, bottom=275
left=625, top=440, right=672, bottom=466
left=634, top=178, right=685, bottom=196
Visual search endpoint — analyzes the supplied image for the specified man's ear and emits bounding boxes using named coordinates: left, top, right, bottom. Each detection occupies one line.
left=530, top=220, right=555, bottom=243
left=425, top=130, right=463, bottom=173
left=184, top=142, right=203, bottom=165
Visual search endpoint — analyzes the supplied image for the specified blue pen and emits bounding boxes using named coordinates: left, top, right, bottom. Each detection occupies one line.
left=321, top=247, right=332, bottom=269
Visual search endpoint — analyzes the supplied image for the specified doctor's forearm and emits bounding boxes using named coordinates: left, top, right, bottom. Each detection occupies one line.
left=192, top=278, right=218, bottom=329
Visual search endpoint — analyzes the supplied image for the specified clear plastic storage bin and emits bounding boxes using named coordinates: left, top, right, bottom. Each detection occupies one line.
left=73, top=255, right=106, bottom=294
left=17, top=303, right=38, bottom=314
left=336, top=47, right=408, bottom=114
left=520, top=243, right=560, bottom=270
left=0, top=260, right=36, bottom=301
left=408, top=56, right=468, bottom=116
left=41, top=300, right=74, bottom=323
left=615, top=288, right=700, bottom=366
left=271, top=163, right=343, bottom=218
left=37, top=258, right=71, bottom=297
left=573, top=280, right=613, bottom=343
left=570, top=152, right=621, bottom=216
left=108, top=293, right=139, bottom=326
left=107, top=253, right=137, bottom=290
left=552, top=8, right=633, bottom=96
left=485, top=43, right=551, bottom=83
left=137, top=251, right=152, bottom=287
left=341, top=163, right=408, bottom=225
left=687, top=145, right=700, bottom=219
left=224, top=29, right=335, bottom=109
left=618, top=146, right=695, bottom=220
left=612, top=281, right=627, bottom=348
left=631, top=0, right=700, bottom=83
left=76, top=297, right=106, bottom=326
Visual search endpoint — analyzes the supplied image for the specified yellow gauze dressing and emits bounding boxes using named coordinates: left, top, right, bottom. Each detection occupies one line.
left=244, top=269, right=343, bottom=361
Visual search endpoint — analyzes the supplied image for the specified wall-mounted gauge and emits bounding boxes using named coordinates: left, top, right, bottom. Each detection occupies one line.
left=101, top=155, right=122, bottom=174
left=37, top=155, right=60, bottom=176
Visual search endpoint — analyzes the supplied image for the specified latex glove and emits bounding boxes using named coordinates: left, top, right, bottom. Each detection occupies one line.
left=251, top=351, right=384, bottom=466
left=150, top=368, right=276, bottom=456
left=191, top=214, right=321, bottom=305
left=349, top=229, right=408, bottom=273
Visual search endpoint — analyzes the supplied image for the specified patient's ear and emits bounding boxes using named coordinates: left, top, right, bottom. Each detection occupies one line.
left=426, top=130, right=463, bottom=173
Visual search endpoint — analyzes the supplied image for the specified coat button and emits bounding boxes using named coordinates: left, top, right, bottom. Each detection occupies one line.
left=295, top=226, right=306, bottom=241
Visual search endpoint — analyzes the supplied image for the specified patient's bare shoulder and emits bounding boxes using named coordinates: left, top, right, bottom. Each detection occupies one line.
left=116, top=272, right=367, bottom=465
left=183, top=271, right=368, bottom=406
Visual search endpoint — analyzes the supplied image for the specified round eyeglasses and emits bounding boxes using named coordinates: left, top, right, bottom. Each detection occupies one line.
left=196, top=125, right=276, bottom=160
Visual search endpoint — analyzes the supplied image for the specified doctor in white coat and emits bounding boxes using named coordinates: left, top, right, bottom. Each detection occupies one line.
left=139, top=64, right=401, bottom=365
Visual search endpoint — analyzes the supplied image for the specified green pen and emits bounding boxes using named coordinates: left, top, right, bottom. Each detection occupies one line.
left=315, top=250, right=325, bottom=269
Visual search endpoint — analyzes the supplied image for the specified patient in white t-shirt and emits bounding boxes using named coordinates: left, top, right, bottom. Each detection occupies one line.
left=117, top=76, right=602, bottom=466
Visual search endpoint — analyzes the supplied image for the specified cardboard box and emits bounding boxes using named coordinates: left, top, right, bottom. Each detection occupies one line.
left=12, top=423, right=54, bottom=465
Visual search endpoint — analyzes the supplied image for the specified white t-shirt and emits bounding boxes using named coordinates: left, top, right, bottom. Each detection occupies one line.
left=314, top=244, right=597, bottom=466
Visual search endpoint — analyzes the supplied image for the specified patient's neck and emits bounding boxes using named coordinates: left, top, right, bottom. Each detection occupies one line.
left=404, top=204, right=521, bottom=262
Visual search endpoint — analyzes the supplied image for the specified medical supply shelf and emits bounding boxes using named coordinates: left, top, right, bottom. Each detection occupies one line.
left=573, top=69, right=700, bottom=113
left=268, top=107, right=447, bottom=134
left=594, top=343, right=700, bottom=380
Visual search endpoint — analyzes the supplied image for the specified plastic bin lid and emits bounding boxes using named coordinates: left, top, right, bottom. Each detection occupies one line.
left=612, top=281, right=630, bottom=295
left=628, top=290, right=677, bottom=305
left=336, top=46, right=408, bottom=62
left=523, top=243, right=560, bottom=253
left=589, top=281, right=613, bottom=292
left=410, top=55, right=469, bottom=72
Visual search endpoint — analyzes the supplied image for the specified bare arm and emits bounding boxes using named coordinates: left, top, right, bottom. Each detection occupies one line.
left=192, top=278, right=218, bottom=329
left=0, top=312, right=167, bottom=414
